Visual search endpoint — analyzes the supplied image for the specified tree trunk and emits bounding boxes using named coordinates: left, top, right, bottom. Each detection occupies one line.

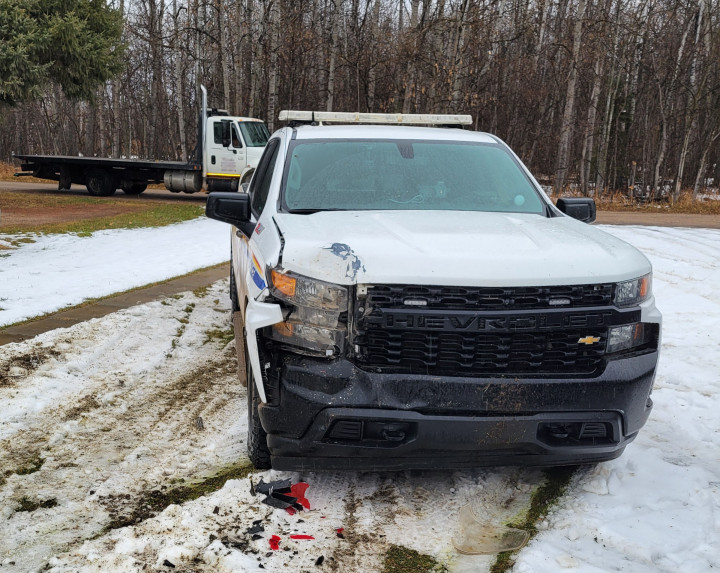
left=326, top=0, right=340, bottom=111
left=266, top=0, right=280, bottom=130
left=673, top=1, right=704, bottom=202
left=581, top=57, right=603, bottom=197
left=554, top=0, right=586, bottom=194
left=366, top=0, right=380, bottom=111
left=173, top=0, right=187, bottom=161
left=402, top=0, right=420, bottom=113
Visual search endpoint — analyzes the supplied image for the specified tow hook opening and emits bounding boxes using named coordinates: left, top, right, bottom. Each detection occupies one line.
left=324, top=420, right=417, bottom=447
left=537, top=421, right=615, bottom=446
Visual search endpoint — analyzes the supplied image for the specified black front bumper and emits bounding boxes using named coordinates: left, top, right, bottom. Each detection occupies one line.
left=259, top=351, right=658, bottom=471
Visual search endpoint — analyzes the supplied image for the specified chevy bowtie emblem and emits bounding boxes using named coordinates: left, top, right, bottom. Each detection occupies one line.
left=578, top=335, right=601, bottom=345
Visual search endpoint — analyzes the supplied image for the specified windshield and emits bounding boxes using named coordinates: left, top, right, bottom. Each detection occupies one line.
left=283, top=140, right=546, bottom=214
left=239, top=121, right=270, bottom=147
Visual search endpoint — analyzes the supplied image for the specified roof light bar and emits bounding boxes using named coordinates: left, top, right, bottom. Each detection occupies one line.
left=278, top=110, right=472, bottom=126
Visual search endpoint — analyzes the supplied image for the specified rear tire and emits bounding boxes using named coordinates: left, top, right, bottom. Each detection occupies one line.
left=121, top=183, right=147, bottom=195
left=246, top=343, right=271, bottom=469
left=86, top=170, right=118, bottom=196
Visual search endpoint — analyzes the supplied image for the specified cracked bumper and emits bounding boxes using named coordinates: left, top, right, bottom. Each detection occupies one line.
left=259, top=351, right=658, bottom=471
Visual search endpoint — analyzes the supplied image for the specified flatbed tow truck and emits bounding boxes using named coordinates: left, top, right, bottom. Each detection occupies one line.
left=13, top=86, right=269, bottom=196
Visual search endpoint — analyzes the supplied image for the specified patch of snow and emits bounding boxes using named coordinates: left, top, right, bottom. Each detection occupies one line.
left=0, top=217, right=229, bottom=327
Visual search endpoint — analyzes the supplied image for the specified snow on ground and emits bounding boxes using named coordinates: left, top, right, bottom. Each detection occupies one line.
left=514, top=225, right=720, bottom=573
left=0, top=223, right=719, bottom=572
left=0, top=217, right=229, bottom=327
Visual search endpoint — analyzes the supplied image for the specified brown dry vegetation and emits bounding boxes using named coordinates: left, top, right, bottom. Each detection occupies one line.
left=553, top=189, right=720, bottom=215
left=0, top=161, right=53, bottom=183
left=0, top=189, right=203, bottom=235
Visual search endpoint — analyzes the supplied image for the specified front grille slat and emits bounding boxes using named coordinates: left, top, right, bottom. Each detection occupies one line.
left=354, top=329, right=605, bottom=376
left=367, top=283, right=613, bottom=310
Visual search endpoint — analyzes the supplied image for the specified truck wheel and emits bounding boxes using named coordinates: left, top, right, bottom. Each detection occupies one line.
left=246, top=344, right=271, bottom=469
left=86, top=170, right=118, bottom=196
left=121, top=183, right=147, bottom=195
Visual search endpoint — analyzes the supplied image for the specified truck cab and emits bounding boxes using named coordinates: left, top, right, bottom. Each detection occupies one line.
left=203, top=113, right=270, bottom=192
left=206, top=111, right=661, bottom=472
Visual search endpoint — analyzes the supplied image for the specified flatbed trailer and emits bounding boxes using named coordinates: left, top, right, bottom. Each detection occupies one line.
left=14, top=155, right=201, bottom=196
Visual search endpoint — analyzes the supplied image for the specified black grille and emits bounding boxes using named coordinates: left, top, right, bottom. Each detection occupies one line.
left=365, top=283, right=613, bottom=310
left=353, top=329, right=606, bottom=376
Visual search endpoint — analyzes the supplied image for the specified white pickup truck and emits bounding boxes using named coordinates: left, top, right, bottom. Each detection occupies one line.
left=206, top=111, right=662, bottom=471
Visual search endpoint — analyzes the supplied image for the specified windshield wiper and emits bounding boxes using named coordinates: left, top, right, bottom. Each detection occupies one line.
left=286, top=208, right=348, bottom=214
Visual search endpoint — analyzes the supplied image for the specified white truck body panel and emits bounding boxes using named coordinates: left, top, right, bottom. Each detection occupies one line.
left=272, top=210, right=652, bottom=287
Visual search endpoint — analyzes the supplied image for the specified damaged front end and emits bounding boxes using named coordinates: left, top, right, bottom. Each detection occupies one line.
left=253, top=278, right=659, bottom=471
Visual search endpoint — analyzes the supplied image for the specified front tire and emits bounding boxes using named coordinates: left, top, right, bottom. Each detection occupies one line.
left=246, top=342, right=271, bottom=469
left=230, top=260, right=240, bottom=313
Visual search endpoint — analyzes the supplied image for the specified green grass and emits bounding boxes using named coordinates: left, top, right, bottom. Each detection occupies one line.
left=1, top=204, right=204, bottom=236
left=203, top=327, right=234, bottom=346
left=0, top=188, right=204, bottom=236
left=103, top=461, right=255, bottom=531
left=16, top=496, right=58, bottom=512
left=489, top=466, right=577, bottom=573
left=382, top=545, right=446, bottom=573
left=15, top=456, right=45, bottom=475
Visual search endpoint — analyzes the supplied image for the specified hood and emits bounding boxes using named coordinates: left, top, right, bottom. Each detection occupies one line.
left=272, top=210, right=651, bottom=287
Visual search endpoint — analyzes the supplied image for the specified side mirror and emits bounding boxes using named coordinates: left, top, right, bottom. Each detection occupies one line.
left=206, top=191, right=255, bottom=236
left=556, top=197, right=596, bottom=223
left=221, top=121, right=232, bottom=148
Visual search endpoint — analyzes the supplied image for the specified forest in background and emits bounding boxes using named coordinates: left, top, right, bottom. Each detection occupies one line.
left=1, top=0, right=718, bottom=201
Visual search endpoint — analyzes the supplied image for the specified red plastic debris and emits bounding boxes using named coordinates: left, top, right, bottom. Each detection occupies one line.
left=336, top=528, right=344, bottom=534
left=290, top=534, right=315, bottom=540
left=285, top=506, right=297, bottom=516
left=269, top=535, right=281, bottom=550
left=289, top=482, right=311, bottom=510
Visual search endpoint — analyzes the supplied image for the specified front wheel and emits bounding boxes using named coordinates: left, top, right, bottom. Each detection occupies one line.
left=246, top=342, right=271, bottom=469
left=230, top=260, right=240, bottom=313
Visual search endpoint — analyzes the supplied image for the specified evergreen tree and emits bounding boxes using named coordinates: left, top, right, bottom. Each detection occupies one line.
left=0, top=0, right=123, bottom=105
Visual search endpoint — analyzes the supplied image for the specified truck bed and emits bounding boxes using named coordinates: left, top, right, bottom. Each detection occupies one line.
left=15, top=154, right=200, bottom=185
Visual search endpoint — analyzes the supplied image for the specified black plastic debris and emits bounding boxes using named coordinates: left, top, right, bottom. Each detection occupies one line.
left=162, top=559, right=175, bottom=568
left=255, top=479, right=309, bottom=513
left=247, top=523, right=265, bottom=535
left=255, top=479, right=292, bottom=496
left=315, top=555, right=325, bottom=566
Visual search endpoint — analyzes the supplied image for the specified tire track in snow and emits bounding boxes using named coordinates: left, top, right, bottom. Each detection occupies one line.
left=0, top=281, right=248, bottom=572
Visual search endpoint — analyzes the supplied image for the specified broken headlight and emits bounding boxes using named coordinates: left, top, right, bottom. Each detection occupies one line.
left=267, top=269, right=348, bottom=356
left=270, top=269, right=348, bottom=310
